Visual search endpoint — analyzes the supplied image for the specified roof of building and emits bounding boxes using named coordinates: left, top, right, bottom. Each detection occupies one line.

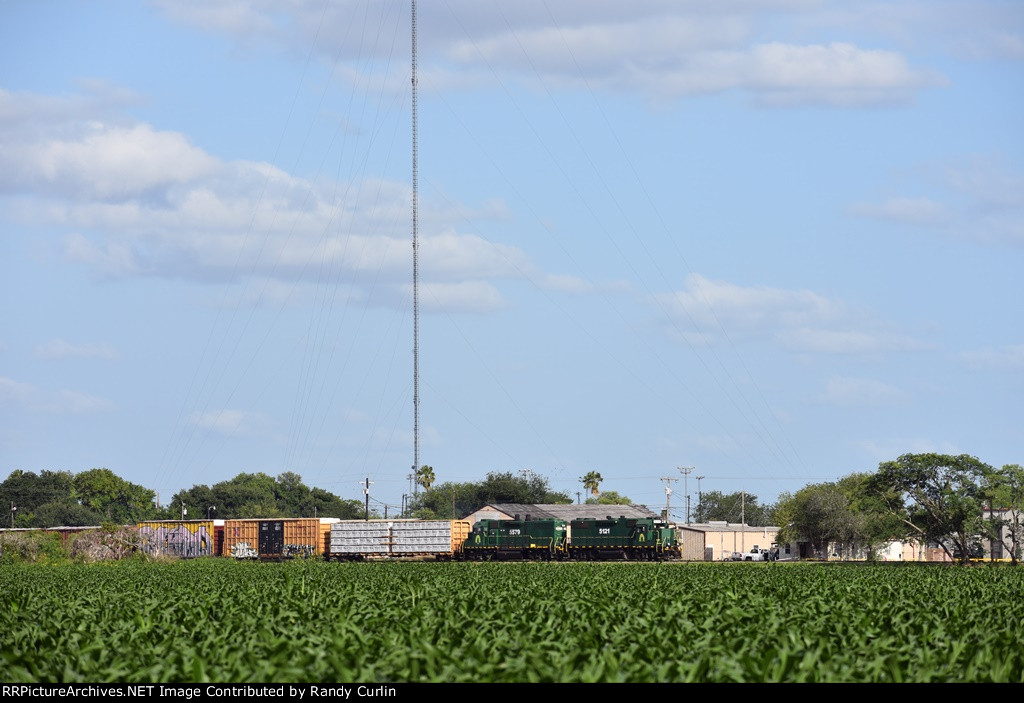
left=685, top=522, right=780, bottom=533
left=476, top=503, right=661, bottom=521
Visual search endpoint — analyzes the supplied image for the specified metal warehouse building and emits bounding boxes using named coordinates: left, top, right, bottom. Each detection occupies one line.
left=685, top=522, right=786, bottom=561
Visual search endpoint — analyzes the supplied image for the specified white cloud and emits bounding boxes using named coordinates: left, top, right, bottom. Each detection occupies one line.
left=820, top=376, right=907, bottom=407
left=741, top=42, right=939, bottom=107
left=448, top=14, right=751, bottom=76
left=152, top=0, right=278, bottom=38
left=189, top=409, right=274, bottom=437
left=341, top=407, right=368, bottom=423
left=2, top=89, right=577, bottom=312
left=654, top=274, right=924, bottom=354
left=53, top=390, right=115, bottom=414
left=0, top=376, right=113, bottom=414
left=0, top=111, right=218, bottom=201
left=851, top=197, right=951, bottom=226
left=852, top=156, right=1024, bottom=246
left=992, top=32, right=1024, bottom=60
left=943, top=155, right=1024, bottom=209
left=417, top=281, right=506, bottom=314
left=684, top=432, right=742, bottom=455
left=538, top=273, right=594, bottom=294
left=151, top=2, right=939, bottom=107
left=860, top=438, right=962, bottom=462
left=961, top=344, right=1024, bottom=370
left=0, top=377, right=34, bottom=406
left=455, top=27, right=936, bottom=106
left=783, top=329, right=925, bottom=355
left=657, top=274, right=840, bottom=332
left=35, top=340, right=120, bottom=361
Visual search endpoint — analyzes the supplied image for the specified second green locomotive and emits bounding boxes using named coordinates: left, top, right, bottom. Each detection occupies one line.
left=460, top=514, right=679, bottom=561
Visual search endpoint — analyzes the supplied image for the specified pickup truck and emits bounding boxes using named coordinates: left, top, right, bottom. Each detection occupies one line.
left=743, top=547, right=770, bottom=561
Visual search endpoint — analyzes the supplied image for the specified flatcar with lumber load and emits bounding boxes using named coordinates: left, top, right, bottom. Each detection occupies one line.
left=327, top=519, right=470, bottom=561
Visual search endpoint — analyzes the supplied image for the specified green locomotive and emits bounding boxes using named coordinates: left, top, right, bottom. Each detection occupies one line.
left=567, top=515, right=679, bottom=561
left=460, top=515, right=679, bottom=561
left=461, top=515, right=567, bottom=560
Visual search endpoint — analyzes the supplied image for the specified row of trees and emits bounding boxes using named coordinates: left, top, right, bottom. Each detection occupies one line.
left=407, top=470, right=571, bottom=519
left=0, top=469, right=368, bottom=526
left=1, top=468, right=158, bottom=527
left=692, top=491, right=775, bottom=526
left=775, top=454, right=1023, bottom=565
left=168, top=471, right=366, bottom=521
left=2, top=467, right=581, bottom=527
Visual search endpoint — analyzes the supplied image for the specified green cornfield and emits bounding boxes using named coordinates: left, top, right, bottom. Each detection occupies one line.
left=2, top=560, right=1021, bottom=682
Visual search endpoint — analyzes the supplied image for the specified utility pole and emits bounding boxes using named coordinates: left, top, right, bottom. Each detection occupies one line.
left=181, top=502, right=187, bottom=520
left=362, top=477, right=373, bottom=521
left=741, top=490, right=746, bottom=526
left=660, top=476, right=679, bottom=522
left=576, top=491, right=582, bottom=505
left=678, top=466, right=695, bottom=524
left=695, top=475, right=705, bottom=522
left=9, top=502, right=16, bottom=528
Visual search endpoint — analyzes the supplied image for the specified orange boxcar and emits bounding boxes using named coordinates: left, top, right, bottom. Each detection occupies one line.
left=222, top=518, right=338, bottom=559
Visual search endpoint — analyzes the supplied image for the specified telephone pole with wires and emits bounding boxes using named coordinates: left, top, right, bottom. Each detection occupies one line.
left=660, top=476, right=678, bottom=522
left=678, top=466, right=695, bottom=524
left=362, top=477, right=373, bottom=521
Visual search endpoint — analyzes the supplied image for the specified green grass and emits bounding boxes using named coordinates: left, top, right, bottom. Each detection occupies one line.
left=1, top=560, right=1021, bottom=682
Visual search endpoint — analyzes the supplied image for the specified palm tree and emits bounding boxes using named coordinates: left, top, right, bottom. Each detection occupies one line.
left=416, top=465, right=435, bottom=492
left=580, top=471, right=603, bottom=499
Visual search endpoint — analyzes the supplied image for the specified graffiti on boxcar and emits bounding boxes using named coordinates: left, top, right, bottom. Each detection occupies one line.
left=283, top=543, right=316, bottom=558
left=230, top=542, right=259, bottom=558
left=137, top=522, right=215, bottom=558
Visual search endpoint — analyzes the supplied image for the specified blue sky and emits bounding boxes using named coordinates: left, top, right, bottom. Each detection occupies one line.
left=2, top=0, right=1022, bottom=521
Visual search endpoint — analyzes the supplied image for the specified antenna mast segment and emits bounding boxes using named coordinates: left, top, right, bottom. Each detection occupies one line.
left=411, top=0, right=421, bottom=492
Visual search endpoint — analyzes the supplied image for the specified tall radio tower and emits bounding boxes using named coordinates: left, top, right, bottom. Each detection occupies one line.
left=411, top=0, right=421, bottom=491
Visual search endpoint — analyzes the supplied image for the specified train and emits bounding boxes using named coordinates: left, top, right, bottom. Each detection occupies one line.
left=131, top=514, right=681, bottom=562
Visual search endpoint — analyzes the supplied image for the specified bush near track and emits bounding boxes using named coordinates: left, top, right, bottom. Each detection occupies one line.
left=1, top=561, right=1021, bottom=683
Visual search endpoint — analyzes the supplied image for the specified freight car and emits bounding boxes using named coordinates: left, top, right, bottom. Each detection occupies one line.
left=223, top=518, right=339, bottom=559
left=327, top=520, right=470, bottom=561
left=137, top=520, right=222, bottom=558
